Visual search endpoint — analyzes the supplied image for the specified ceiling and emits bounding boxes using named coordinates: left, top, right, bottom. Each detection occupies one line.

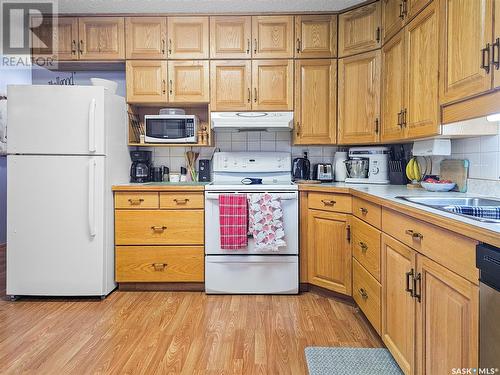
left=57, top=0, right=367, bottom=14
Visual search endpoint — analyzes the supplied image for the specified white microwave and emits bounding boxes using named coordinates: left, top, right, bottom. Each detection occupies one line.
left=144, top=114, right=198, bottom=143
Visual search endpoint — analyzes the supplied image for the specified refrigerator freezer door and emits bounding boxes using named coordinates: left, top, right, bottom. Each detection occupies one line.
left=7, top=155, right=106, bottom=296
left=7, top=85, right=105, bottom=155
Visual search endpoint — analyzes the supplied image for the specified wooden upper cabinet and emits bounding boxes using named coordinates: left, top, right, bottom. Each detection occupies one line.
left=252, top=16, right=294, bottom=58
left=381, top=30, right=405, bottom=142
left=416, top=255, right=479, bottom=375
left=295, top=15, right=337, bottom=58
left=167, top=17, right=209, bottom=59
left=31, top=17, right=79, bottom=60
left=125, top=17, right=167, bottom=59
left=439, top=0, right=493, bottom=104
left=381, top=234, right=416, bottom=375
left=78, top=17, right=125, bottom=60
left=294, top=59, right=337, bottom=145
left=338, top=50, right=381, bottom=144
left=339, top=2, right=381, bottom=57
left=210, top=16, right=252, bottom=59
left=210, top=60, right=251, bottom=111
left=252, top=60, right=293, bottom=110
left=307, top=210, right=352, bottom=296
left=126, top=60, right=167, bottom=103
left=382, top=0, right=405, bottom=44
left=405, top=1, right=439, bottom=139
left=167, top=60, right=209, bottom=103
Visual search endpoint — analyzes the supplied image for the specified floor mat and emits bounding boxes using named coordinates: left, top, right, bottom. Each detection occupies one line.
left=305, top=347, right=403, bottom=375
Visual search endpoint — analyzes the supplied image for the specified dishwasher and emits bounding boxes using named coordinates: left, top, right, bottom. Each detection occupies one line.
left=476, top=243, right=500, bottom=369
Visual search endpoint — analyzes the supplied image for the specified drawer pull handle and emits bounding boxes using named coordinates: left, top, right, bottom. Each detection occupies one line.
left=321, top=199, right=336, bottom=206
left=173, top=198, right=190, bottom=204
left=359, top=241, right=368, bottom=252
left=359, top=288, right=368, bottom=299
left=359, top=207, right=368, bottom=215
left=128, top=198, right=144, bottom=205
left=405, top=269, right=415, bottom=297
left=151, top=226, right=167, bottom=232
left=153, top=263, right=166, bottom=271
left=405, top=229, right=423, bottom=240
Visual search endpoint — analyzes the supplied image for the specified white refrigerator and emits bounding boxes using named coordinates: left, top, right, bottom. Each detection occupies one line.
left=6, top=85, right=129, bottom=297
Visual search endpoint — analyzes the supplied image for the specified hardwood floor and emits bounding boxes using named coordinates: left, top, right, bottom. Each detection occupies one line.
left=0, top=287, right=382, bottom=374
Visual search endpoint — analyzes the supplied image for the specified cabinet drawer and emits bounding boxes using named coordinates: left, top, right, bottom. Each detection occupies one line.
left=353, top=258, right=381, bottom=334
left=115, top=192, right=159, bottom=209
left=382, top=208, right=478, bottom=283
left=352, top=216, right=381, bottom=281
left=160, top=192, right=204, bottom=209
left=115, top=210, right=204, bottom=245
left=353, top=196, right=381, bottom=228
left=116, top=246, right=204, bottom=282
left=308, top=192, right=352, bottom=213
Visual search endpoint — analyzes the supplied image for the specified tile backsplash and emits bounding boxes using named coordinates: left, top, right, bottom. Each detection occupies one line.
left=148, top=132, right=339, bottom=173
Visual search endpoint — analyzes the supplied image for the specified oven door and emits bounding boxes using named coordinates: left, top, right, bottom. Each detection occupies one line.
left=144, top=117, right=196, bottom=143
left=204, top=191, right=299, bottom=255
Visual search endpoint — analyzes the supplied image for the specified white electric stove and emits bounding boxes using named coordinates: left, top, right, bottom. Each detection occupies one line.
left=204, top=152, right=299, bottom=294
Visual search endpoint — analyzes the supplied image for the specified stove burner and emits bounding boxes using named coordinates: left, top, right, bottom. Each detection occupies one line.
left=241, top=178, right=263, bottom=185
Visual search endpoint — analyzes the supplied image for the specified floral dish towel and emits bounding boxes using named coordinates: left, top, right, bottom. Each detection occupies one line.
left=248, top=193, right=286, bottom=252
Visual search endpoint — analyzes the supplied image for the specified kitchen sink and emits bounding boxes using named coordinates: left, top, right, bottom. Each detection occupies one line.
left=396, top=196, right=500, bottom=223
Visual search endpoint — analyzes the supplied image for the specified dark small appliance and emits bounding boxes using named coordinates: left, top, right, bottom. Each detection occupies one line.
left=313, top=163, right=333, bottom=182
left=292, top=152, right=311, bottom=181
left=198, top=159, right=211, bottom=182
left=130, top=150, right=152, bottom=183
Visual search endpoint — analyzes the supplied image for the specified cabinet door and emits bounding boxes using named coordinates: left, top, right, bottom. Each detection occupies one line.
left=440, top=0, right=493, bottom=104
left=210, top=60, right=251, bottom=111
left=338, top=50, right=381, bottom=144
left=307, top=210, right=351, bottom=296
left=78, top=17, right=125, bottom=60
left=381, top=30, right=405, bottom=142
left=126, top=60, right=167, bottom=103
left=381, top=234, right=416, bottom=375
left=210, top=16, right=251, bottom=59
left=252, top=16, right=294, bottom=58
left=167, top=17, right=209, bottom=59
left=339, top=2, right=381, bottom=57
left=294, top=59, right=337, bottom=144
left=252, top=60, right=293, bottom=111
left=167, top=60, right=209, bottom=103
left=295, top=15, right=337, bottom=58
left=31, top=17, right=79, bottom=61
left=382, top=0, right=405, bottom=44
left=415, top=255, right=479, bottom=375
left=125, top=17, right=167, bottom=59
left=405, top=1, right=440, bottom=139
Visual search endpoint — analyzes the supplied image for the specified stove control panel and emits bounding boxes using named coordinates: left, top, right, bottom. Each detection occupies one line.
left=213, top=152, right=291, bottom=173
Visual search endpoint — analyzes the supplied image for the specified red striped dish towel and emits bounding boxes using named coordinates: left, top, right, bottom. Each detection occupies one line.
left=219, top=194, right=248, bottom=250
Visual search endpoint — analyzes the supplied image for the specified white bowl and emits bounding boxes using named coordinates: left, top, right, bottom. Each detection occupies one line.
left=421, top=181, right=456, bottom=192
left=90, top=78, right=118, bottom=94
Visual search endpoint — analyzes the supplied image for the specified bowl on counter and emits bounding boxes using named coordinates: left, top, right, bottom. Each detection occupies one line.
left=420, top=181, right=456, bottom=192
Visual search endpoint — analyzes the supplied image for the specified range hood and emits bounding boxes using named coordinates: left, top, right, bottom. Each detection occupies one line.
left=211, top=112, right=293, bottom=132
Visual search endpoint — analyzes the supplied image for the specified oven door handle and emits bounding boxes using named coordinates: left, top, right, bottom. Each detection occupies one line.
left=205, top=192, right=298, bottom=200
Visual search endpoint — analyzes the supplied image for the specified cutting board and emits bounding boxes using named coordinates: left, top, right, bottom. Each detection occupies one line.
left=440, top=159, right=469, bottom=193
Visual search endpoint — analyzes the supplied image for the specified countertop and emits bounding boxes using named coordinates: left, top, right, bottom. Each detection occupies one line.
left=299, top=182, right=500, bottom=247
left=112, top=182, right=208, bottom=191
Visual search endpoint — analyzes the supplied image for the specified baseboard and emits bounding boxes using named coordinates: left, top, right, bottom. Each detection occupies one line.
left=306, top=284, right=356, bottom=305
left=118, top=282, right=205, bottom=291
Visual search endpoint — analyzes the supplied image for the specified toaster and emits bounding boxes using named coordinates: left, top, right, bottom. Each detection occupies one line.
left=313, top=163, right=333, bottom=182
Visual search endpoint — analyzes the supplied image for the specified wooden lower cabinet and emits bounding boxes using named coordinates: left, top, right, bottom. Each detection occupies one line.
left=116, top=246, right=204, bottom=282
left=307, top=209, right=352, bottom=295
left=382, top=234, right=417, bottom=375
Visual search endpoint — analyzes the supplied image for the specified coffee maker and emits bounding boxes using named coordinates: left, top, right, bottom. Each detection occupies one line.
left=344, top=147, right=390, bottom=184
left=130, top=150, right=152, bottom=183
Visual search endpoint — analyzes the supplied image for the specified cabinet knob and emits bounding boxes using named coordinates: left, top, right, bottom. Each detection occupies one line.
left=481, top=43, right=492, bottom=74
left=321, top=199, right=336, bottom=206
left=359, top=288, right=368, bottom=299
left=359, top=241, right=368, bottom=252
left=296, top=38, right=301, bottom=53
left=151, top=226, right=167, bottom=232
left=359, top=207, right=368, bottom=215
left=405, top=229, right=423, bottom=240
left=173, top=198, right=189, bottom=204
left=128, top=198, right=144, bottom=205
left=153, top=263, right=166, bottom=271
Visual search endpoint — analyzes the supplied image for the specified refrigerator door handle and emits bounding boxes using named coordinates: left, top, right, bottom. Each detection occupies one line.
left=88, top=98, right=96, bottom=153
left=88, top=159, right=96, bottom=237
